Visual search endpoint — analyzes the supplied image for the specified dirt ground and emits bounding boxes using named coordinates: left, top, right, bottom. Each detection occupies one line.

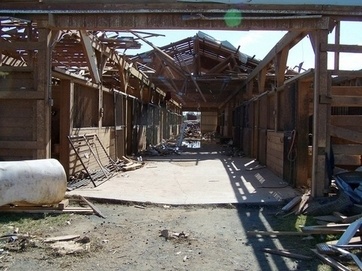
left=0, top=202, right=337, bottom=271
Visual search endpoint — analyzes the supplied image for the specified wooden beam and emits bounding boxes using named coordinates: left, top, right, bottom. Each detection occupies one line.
left=275, top=48, right=289, bottom=87
left=257, top=67, right=267, bottom=93
left=205, top=55, right=232, bottom=74
left=331, top=95, right=362, bottom=107
left=334, top=21, right=340, bottom=70
left=219, top=31, right=307, bottom=109
left=329, top=70, right=362, bottom=77
left=295, top=81, right=310, bottom=187
left=45, top=13, right=332, bottom=31
left=311, top=29, right=329, bottom=197
left=79, top=30, right=101, bottom=84
left=331, top=86, right=362, bottom=95
left=131, top=31, right=206, bottom=103
left=246, top=31, right=306, bottom=85
left=325, top=44, right=362, bottom=53
left=36, top=28, right=52, bottom=159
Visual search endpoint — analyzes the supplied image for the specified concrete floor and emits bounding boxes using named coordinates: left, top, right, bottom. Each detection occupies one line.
left=68, top=141, right=300, bottom=205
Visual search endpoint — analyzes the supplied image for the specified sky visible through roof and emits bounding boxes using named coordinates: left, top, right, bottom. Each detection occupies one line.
left=129, top=21, right=362, bottom=72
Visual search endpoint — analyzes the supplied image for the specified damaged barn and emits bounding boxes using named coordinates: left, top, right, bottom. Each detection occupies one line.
left=0, top=0, right=362, bottom=270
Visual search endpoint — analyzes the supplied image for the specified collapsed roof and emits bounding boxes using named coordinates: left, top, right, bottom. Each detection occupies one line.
left=0, top=16, right=298, bottom=111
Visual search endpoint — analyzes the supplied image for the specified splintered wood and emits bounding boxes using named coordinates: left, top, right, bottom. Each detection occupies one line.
left=121, top=156, right=143, bottom=171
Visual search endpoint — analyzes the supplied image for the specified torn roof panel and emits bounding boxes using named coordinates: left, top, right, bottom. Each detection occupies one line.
left=196, top=31, right=249, bottom=63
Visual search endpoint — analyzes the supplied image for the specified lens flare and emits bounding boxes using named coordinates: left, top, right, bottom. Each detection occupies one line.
left=224, top=9, right=242, bottom=27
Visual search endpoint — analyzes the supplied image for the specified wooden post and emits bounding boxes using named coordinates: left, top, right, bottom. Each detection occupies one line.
left=334, top=21, right=340, bottom=70
left=36, top=28, right=52, bottom=159
left=296, top=80, right=311, bottom=187
left=312, top=29, right=330, bottom=197
left=59, top=80, right=73, bottom=176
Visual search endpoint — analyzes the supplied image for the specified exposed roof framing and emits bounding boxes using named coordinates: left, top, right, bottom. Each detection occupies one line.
left=4, top=0, right=361, bottom=31
left=131, top=31, right=266, bottom=110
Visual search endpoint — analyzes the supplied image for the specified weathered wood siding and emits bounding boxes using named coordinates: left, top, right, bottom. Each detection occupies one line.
left=201, top=111, right=217, bottom=133
left=266, top=130, right=284, bottom=178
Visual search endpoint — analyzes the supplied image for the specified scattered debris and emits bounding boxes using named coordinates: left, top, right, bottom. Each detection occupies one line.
left=44, top=235, right=80, bottom=243
left=261, top=248, right=313, bottom=260
left=50, top=240, right=90, bottom=256
left=159, top=229, right=189, bottom=241
left=250, top=192, right=362, bottom=270
left=0, top=232, right=92, bottom=257
left=0, top=195, right=103, bottom=217
left=142, top=140, right=180, bottom=156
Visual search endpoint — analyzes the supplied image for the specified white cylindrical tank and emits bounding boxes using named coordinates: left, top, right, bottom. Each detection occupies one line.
left=0, top=159, right=67, bottom=206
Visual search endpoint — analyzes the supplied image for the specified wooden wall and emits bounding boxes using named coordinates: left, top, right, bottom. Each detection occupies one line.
left=266, top=130, right=284, bottom=178
left=201, top=111, right=217, bottom=133
left=330, top=85, right=362, bottom=170
left=0, top=67, right=45, bottom=161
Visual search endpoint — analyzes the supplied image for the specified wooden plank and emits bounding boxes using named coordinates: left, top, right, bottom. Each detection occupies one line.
left=267, top=132, right=284, bottom=144
left=44, top=234, right=80, bottom=243
left=331, top=95, right=362, bottom=107
left=330, top=125, right=362, bottom=144
left=331, top=116, right=362, bottom=127
left=334, top=154, right=361, bottom=166
left=295, top=81, right=310, bottom=187
left=79, top=195, right=106, bottom=219
left=331, top=86, right=362, bottom=96
left=0, top=206, right=94, bottom=215
left=57, top=199, right=69, bottom=210
left=267, top=141, right=284, bottom=152
left=262, top=248, right=313, bottom=260
left=326, top=44, right=362, bottom=53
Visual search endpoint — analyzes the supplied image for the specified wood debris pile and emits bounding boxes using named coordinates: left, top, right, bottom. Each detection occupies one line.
left=248, top=191, right=362, bottom=270
left=0, top=195, right=106, bottom=218
left=0, top=233, right=91, bottom=258
left=159, top=229, right=190, bottom=241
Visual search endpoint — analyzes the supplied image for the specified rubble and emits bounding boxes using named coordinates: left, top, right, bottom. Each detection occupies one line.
left=253, top=178, right=362, bottom=271
left=142, top=140, right=180, bottom=156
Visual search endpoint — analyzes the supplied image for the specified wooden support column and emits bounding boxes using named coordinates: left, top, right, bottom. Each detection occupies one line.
left=59, top=80, right=74, bottom=176
left=295, top=81, right=311, bottom=188
left=36, top=28, right=52, bottom=159
left=257, top=67, right=267, bottom=93
left=334, top=21, right=341, bottom=70
left=312, top=29, right=330, bottom=197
